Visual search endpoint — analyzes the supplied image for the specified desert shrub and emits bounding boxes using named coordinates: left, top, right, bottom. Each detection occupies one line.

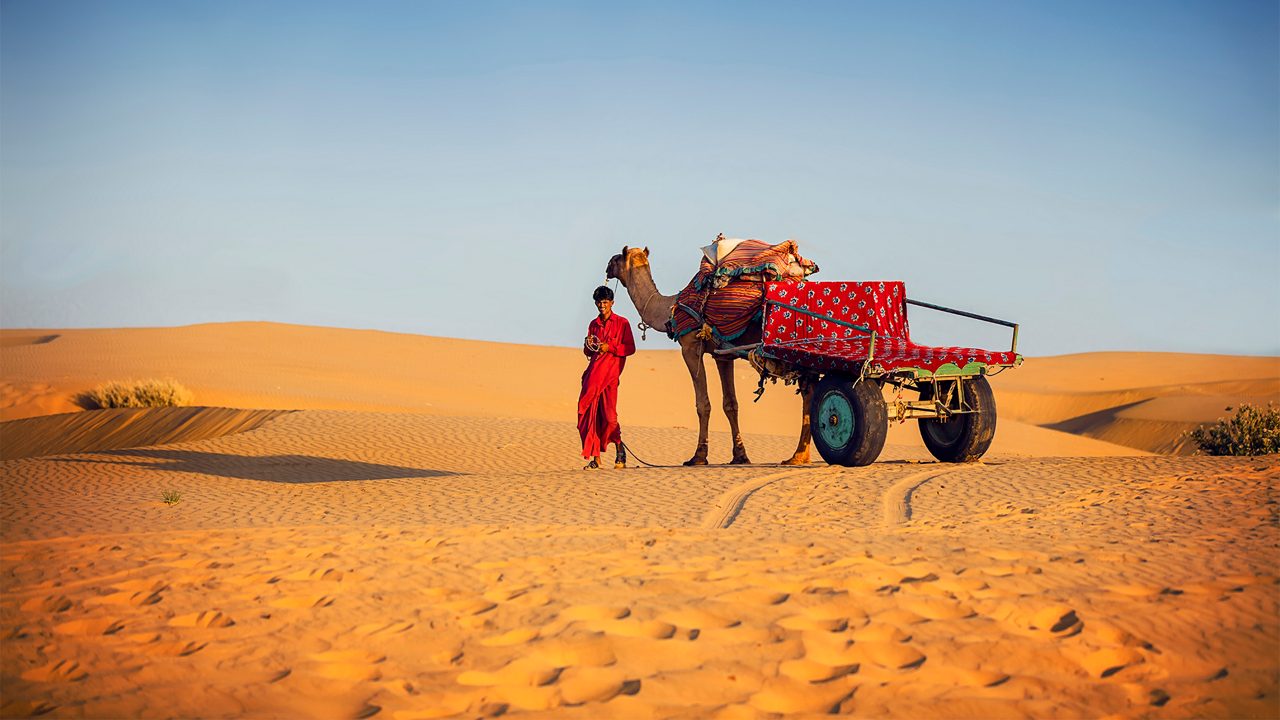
left=161, top=489, right=182, bottom=506
left=1189, top=403, right=1280, bottom=456
left=78, top=378, right=194, bottom=410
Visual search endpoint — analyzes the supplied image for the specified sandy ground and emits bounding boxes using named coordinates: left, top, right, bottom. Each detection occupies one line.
left=1, top=323, right=1278, bottom=718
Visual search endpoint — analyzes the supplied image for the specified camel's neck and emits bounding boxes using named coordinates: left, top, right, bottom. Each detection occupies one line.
left=621, top=264, right=677, bottom=329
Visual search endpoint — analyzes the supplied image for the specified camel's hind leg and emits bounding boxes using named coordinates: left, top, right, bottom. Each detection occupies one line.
left=781, top=376, right=814, bottom=465
left=681, top=338, right=711, bottom=466
left=715, top=357, right=750, bottom=464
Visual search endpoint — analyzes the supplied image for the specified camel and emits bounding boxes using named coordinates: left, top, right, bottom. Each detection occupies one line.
left=605, top=246, right=814, bottom=466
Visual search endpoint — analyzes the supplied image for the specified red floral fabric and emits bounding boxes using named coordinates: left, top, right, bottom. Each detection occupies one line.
left=761, top=281, right=1019, bottom=375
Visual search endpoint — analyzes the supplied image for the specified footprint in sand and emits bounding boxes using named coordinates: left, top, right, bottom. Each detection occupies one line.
left=749, top=676, right=856, bottom=714
left=716, top=587, right=790, bottom=606
left=657, top=606, right=738, bottom=630
left=492, top=684, right=562, bottom=712
left=851, top=641, right=927, bottom=670
left=1092, top=622, right=1153, bottom=649
left=801, top=631, right=860, bottom=667
left=0, top=700, right=55, bottom=717
left=144, top=640, right=208, bottom=657
left=456, top=657, right=561, bottom=687
left=354, top=620, right=415, bottom=638
left=933, top=575, right=990, bottom=596
left=270, top=595, right=336, bottom=609
left=976, top=564, right=1042, bottom=577
left=385, top=690, right=475, bottom=719
left=558, top=667, right=637, bottom=706
left=441, top=596, right=497, bottom=616
left=933, top=666, right=1010, bottom=688
left=779, top=657, right=856, bottom=682
left=776, top=615, right=847, bottom=632
left=305, top=649, right=386, bottom=682
left=21, top=659, right=88, bottom=682
left=282, top=568, right=344, bottom=582
left=1105, top=584, right=1170, bottom=598
left=990, top=603, right=1083, bottom=639
left=580, top=618, right=678, bottom=639
left=168, top=610, right=235, bottom=628
left=480, top=626, right=541, bottom=647
left=851, top=623, right=911, bottom=643
left=896, top=596, right=976, bottom=621
left=559, top=604, right=630, bottom=622
left=1081, top=647, right=1145, bottom=678
left=1029, top=605, right=1083, bottom=638
left=874, top=607, right=929, bottom=627
left=53, top=617, right=125, bottom=636
left=20, top=595, right=73, bottom=614
left=85, top=589, right=163, bottom=607
left=528, top=635, right=617, bottom=667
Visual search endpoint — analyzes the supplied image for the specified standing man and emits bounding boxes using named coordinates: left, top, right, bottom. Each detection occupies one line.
left=579, top=285, right=636, bottom=469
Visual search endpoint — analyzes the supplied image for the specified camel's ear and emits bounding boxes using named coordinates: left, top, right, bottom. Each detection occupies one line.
left=643, top=247, right=649, bottom=257
left=622, top=245, right=629, bottom=256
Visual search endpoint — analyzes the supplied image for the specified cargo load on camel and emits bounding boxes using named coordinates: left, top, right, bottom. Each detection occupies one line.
left=667, top=235, right=819, bottom=344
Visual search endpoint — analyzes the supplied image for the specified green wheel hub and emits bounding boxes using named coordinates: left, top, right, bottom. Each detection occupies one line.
left=817, top=390, right=855, bottom=450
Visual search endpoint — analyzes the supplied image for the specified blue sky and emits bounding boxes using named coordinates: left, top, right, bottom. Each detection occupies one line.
left=3, top=0, right=1277, bottom=356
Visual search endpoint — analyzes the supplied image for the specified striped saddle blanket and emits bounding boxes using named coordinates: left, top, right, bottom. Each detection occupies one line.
left=668, top=239, right=819, bottom=343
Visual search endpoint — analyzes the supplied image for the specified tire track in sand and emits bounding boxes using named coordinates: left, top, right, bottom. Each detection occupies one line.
left=702, top=466, right=837, bottom=529
left=882, top=465, right=970, bottom=527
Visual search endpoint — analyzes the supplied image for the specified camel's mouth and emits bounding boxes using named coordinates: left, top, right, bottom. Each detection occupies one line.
left=605, top=253, right=623, bottom=280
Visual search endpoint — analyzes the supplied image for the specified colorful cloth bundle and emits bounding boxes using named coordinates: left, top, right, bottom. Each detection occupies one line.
left=668, top=239, right=820, bottom=343
left=697, top=239, right=819, bottom=290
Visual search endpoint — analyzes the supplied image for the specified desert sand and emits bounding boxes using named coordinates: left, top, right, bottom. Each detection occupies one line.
left=1, top=323, right=1277, bottom=719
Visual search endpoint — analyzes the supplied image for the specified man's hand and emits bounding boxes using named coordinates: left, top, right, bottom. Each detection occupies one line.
left=600, top=342, right=611, bottom=353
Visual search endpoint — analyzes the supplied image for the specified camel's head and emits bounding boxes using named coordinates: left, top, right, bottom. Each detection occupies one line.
left=605, top=245, right=649, bottom=286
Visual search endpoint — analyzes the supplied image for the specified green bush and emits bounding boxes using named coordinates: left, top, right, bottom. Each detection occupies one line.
left=1189, top=403, right=1280, bottom=456
left=78, top=378, right=194, bottom=410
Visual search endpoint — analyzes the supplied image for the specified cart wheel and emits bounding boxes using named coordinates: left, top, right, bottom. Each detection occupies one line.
left=918, top=376, right=997, bottom=463
left=810, top=375, right=887, bottom=467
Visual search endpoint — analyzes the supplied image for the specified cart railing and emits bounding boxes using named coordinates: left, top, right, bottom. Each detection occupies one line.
left=905, top=299, right=1020, bottom=354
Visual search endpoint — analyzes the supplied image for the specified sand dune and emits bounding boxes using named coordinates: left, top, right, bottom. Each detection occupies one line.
left=1, top=323, right=1277, bottom=718
left=4, top=323, right=1275, bottom=456
left=996, top=353, right=1280, bottom=454
left=0, top=407, right=292, bottom=461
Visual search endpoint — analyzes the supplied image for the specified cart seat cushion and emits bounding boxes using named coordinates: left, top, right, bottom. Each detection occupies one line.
left=762, top=281, right=1018, bottom=375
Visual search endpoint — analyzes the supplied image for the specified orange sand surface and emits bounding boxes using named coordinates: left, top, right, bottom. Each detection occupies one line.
left=1, top=323, right=1278, bottom=718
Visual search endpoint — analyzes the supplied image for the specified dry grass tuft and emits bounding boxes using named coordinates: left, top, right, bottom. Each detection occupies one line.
left=76, top=378, right=194, bottom=410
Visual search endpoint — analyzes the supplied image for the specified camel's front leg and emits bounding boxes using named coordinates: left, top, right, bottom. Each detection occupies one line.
left=682, top=341, right=711, bottom=466
left=782, top=376, right=814, bottom=465
left=716, top=358, right=750, bottom=464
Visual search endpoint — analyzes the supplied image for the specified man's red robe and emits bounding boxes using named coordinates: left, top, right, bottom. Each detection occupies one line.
left=578, top=313, right=636, bottom=458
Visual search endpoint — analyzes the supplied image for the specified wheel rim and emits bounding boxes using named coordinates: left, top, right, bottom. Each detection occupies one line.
left=924, top=416, right=965, bottom=446
left=817, top=390, right=855, bottom=450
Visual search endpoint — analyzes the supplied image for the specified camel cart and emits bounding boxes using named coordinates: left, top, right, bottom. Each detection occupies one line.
left=721, top=280, right=1022, bottom=466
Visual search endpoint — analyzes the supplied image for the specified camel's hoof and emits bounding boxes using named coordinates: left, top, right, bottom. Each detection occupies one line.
left=780, top=454, right=810, bottom=466
left=683, top=457, right=709, bottom=466
left=729, top=456, right=751, bottom=465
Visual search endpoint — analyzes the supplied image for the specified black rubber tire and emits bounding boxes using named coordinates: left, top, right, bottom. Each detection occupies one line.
left=918, top=375, right=997, bottom=462
left=809, top=375, right=888, bottom=467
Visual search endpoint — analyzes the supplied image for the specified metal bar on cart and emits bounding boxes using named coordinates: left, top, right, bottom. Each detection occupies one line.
left=905, top=298, right=1020, bottom=354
